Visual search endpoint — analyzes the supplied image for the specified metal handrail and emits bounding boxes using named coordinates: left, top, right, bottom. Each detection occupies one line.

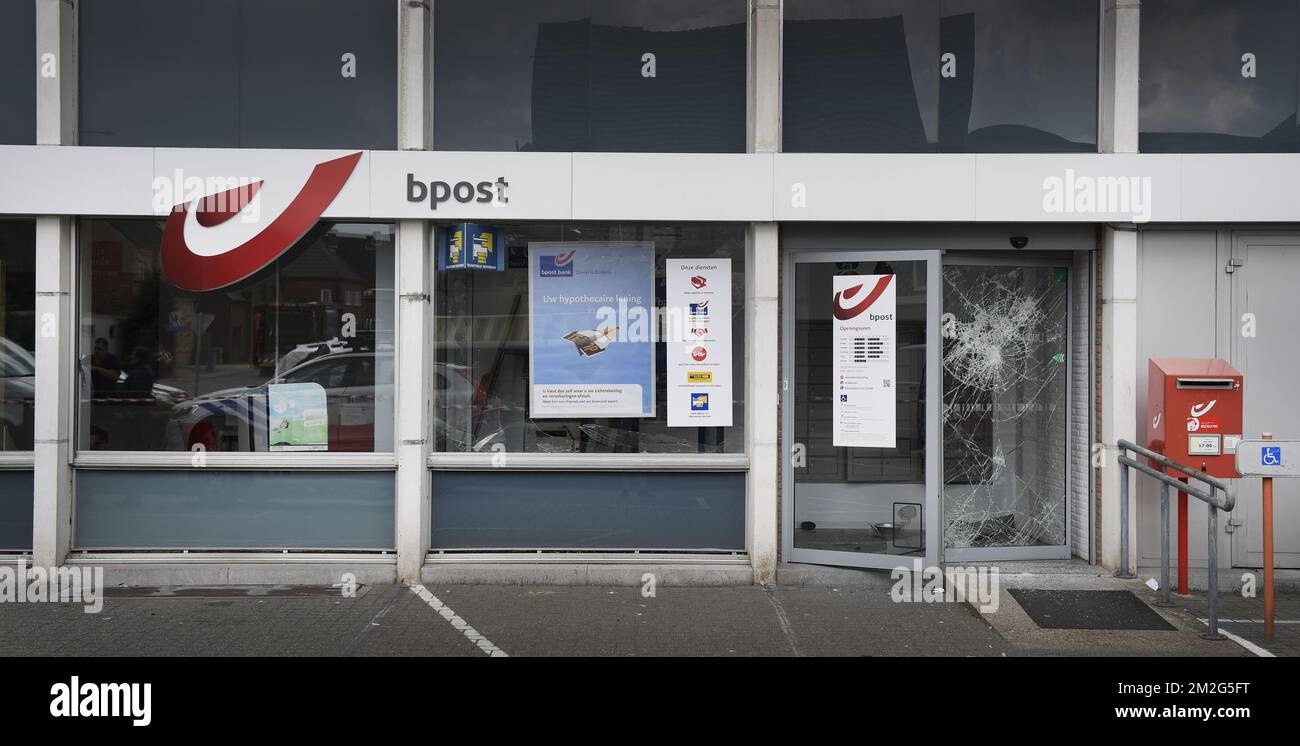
left=1115, top=439, right=1236, bottom=640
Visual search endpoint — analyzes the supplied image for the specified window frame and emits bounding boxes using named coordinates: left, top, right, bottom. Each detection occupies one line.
left=70, top=219, right=400, bottom=469
left=424, top=221, right=748, bottom=473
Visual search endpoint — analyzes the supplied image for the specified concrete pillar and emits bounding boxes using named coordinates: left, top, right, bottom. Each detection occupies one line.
left=398, top=0, right=432, bottom=151
left=31, top=0, right=78, bottom=566
left=394, top=0, right=432, bottom=582
left=1100, top=225, right=1139, bottom=572
left=746, top=223, right=780, bottom=585
left=1097, top=2, right=1141, bottom=571
left=1100, top=1, right=1140, bottom=154
left=744, top=2, right=781, bottom=584
left=32, top=217, right=74, bottom=568
left=36, top=0, right=76, bottom=146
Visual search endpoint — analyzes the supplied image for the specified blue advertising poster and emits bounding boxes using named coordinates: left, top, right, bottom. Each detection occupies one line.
left=439, top=223, right=504, bottom=271
left=529, top=242, right=656, bottom=418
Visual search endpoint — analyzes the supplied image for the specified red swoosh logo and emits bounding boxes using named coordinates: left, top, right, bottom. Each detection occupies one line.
left=833, top=275, right=892, bottom=320
left=162, top=151, right=362, bottom=292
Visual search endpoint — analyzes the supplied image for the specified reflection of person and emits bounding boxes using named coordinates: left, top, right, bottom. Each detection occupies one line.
left=87, top=337, right=120, bottom=398
left=121, top=346, right=156, bottom=399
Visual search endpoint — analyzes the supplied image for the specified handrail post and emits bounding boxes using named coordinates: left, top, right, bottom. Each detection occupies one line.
left=1115, top=454, right=1136, bottom=578
left=1155, top=481, right=1174, bottom=607
left=1201, top=500, right=1224, bottom=640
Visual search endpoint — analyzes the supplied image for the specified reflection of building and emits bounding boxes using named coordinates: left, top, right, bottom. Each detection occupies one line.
left=529, top=20, right=746, bottom=152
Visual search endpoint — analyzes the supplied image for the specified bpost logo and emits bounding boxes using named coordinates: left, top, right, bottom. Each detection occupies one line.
left=833, top=275, right=893, bottom=321
left=1187, top=399, right=1219, bottom=432
left=539, top=251, right=576, bottom=277
left=161, top=151, right=362, bottom=292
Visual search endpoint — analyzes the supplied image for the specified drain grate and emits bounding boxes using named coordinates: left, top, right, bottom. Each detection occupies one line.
left=103, top=584, right=365, bottom=599
left=1008, top=589, right=1176, bottom=631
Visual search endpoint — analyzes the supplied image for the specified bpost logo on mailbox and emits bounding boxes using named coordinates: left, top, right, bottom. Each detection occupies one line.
left=161, top=152, right=362, bottom=292
left=539, top=251, right=576, bottom=277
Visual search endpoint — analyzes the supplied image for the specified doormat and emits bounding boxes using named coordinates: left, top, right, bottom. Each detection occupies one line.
left=1008, top=589, right=1176, bottom=631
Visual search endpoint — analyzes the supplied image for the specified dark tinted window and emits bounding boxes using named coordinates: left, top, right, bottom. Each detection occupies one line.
left=1141, top=0, right=1298, bottom=152
left=0, top=220, right=36, bottom=452
left=784, top=0, right=1098, bottom=152
left=0, top=0, right=35, bottom=144
left=785, top=0, right=940, bottom=152
left=80, top=0, right=396, bottom=148
left=434, top=0, right=746, bottom=152
left=940, top=0, right=1097, bottom=152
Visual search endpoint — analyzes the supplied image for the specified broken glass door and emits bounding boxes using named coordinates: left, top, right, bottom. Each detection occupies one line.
left=941, top=262, right=1070, bottom=559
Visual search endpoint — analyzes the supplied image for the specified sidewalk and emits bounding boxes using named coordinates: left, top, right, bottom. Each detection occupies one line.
left=0, top=573, right=1283, bottom=657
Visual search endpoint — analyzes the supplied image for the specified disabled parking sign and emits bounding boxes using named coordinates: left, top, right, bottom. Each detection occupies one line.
left=1237, top=439, right=1300, bottom=477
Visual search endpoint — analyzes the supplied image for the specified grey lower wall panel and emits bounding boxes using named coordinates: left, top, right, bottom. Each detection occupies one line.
left=75, top=470, right=395, bottom=550
left=0, top=470, right=33, bottom=551
left=431, top=471, right=745, bottom=551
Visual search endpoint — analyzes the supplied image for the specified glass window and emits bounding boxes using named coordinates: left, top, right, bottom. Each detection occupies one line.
left=0, top=0, right=35, bottom=144
left=1141, top=0, right=1298, bottom=152
left=939, top=0, right=1097, bottom=153
left=784, top=0, right=1098, bottom=152
left=784, top=0, right=941, bottom=153
left=79, top=0, right=396, bottom=148
left=78, top=220, right=395, bottom=453
left=433, top=0, right=746, bottom=152
left=0, top=220, right=36, bottom=452
left=434, top=223, right=745, bottom=454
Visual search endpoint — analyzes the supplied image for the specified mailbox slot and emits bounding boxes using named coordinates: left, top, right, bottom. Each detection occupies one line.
left=1176, top=378, right=1236, bottom=390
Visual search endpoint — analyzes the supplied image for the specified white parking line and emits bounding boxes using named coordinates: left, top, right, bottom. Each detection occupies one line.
left=409, top=584, right=508, bottom=657
left=1196, top=619, right=1276, bottom=658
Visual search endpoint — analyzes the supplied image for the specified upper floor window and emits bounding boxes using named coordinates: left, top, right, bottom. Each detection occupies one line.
left=434, top=0, right=747, bottom=152
left=1141, top=0, right=1298, bottom=152
left=0, top=0, right=35, bottom=145
left=784, top=0, right=1098, bottom=153
left=80, top=0, right=397, bottom=149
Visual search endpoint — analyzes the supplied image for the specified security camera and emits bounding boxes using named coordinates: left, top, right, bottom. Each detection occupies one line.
left=1009, top=235, right=1029, bottom=249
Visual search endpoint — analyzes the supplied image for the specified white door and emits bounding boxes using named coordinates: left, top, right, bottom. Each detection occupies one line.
left=1230, top=235, right=1300, bottom=569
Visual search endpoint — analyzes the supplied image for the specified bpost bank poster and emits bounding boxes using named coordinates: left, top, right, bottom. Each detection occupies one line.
left=529, top=242, right=656, bottom=418
left=831, top=274, right=897, bottom=448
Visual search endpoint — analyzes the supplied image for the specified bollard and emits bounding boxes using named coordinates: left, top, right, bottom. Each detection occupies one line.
left=1201, top=502, right=1223, bottom=641
left=1155, top=481, right=1173, bottom=607
left=1115, top=460, right=1136, bottom=579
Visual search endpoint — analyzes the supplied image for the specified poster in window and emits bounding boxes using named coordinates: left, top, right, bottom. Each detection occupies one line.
left=267, top=382, right=329, bottom=451
left=666, top=259, right=732, bottom=427
left=832, top=274, right=896, bottom=448
left=528, top=242, right=655, bottom=419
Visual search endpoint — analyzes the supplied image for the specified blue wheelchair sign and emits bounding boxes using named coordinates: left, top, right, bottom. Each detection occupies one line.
left=1262, top=446, right=1282, bottom=467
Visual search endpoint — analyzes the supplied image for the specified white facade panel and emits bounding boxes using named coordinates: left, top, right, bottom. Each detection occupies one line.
left=772, top=154, right=977, bottom=222
left=0, top=145, right=154, bottom=215
left=572, top=153, right=773, bottom=222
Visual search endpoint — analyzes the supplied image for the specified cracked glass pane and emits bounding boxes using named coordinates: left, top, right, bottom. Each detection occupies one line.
left=942, top=265, right=1068, bottom=548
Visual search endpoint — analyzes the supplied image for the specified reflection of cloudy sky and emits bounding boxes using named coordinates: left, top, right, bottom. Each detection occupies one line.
left=955, top=0, right=1097, bottom=144
left=1141, top=1, right=1297, bottom=135
left=434, top=1, right=744, bottom=150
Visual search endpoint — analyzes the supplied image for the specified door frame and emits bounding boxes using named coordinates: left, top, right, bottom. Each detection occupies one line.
left=781, top=249, right=942, bottom=570
left=939, top=253, right=1074, bottom=562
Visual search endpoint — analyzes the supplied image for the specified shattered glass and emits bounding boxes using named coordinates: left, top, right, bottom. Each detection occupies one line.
left=942, top=265, right=1069, bottom=548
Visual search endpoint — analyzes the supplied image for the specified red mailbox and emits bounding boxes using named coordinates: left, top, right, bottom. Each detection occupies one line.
left=1146, top=357, right=1243, bottom=478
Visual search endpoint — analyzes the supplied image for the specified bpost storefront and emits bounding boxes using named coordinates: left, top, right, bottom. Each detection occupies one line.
left=3, top=0, right=1300, bottom=586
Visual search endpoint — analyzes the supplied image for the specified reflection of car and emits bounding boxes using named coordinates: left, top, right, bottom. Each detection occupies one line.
left=0, top=337, right=36, bottom=449
left=166, top=351, right=393, bottom=452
